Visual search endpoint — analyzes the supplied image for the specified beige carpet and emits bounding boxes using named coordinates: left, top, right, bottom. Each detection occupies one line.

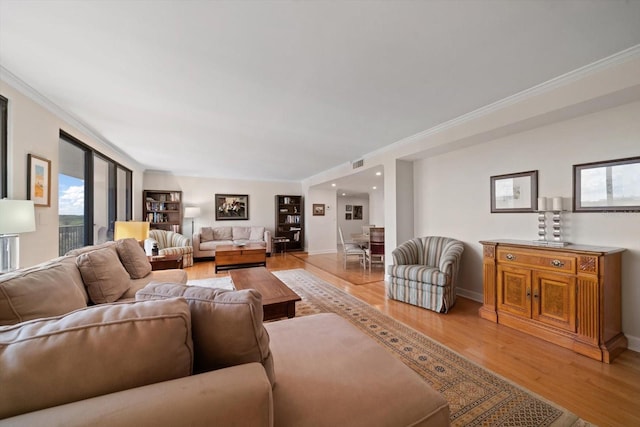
left=188, top=269, right=593, bottom=427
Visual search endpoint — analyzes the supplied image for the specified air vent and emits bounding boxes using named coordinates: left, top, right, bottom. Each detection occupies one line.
left=352, top=159, right=364, bottom=169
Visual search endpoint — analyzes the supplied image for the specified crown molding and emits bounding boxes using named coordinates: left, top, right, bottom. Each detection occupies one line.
left=371, top=44, right=640, bottom=158
left=0, top=65, right=140, bottom=167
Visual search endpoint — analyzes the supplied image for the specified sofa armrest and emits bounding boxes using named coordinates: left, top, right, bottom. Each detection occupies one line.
left=264, top=230, right=272, bottom=254
left=0, top=364, right=273, bottom=427
left=193, top=233, right=201, bottom=249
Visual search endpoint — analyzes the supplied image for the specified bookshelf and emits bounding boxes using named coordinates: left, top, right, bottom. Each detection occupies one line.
left=275, top=195, right=304, bottom=252
left=143, top=190, right=183, bottom=234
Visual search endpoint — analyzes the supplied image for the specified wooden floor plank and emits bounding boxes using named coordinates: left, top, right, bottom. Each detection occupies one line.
left=186, top=252, right=640, bottom=426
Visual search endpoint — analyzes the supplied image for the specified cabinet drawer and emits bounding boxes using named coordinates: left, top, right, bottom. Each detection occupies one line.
left=497, top=248, right=575, bottom=274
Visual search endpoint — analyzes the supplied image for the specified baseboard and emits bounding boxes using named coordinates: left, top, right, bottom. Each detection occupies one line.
left=456, top=288, right=483, bottom=302
left=627, top=334, right=640, bottom=353
left=307, top=249, right=338, bottom=255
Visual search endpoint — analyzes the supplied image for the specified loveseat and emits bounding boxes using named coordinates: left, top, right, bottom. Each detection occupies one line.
left=0, top=240, right=450, bottom=427
left=193, top=225, right=272, bottom=259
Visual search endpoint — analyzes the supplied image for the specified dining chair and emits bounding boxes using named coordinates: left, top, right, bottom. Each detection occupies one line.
left=366, top=227, right=384, bottom=270
left=338, top=227, right=367, bottom=270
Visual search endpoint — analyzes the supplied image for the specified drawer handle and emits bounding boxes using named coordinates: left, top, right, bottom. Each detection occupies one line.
left=551, top=259, right=565, bottom=268
left=505, top=253, right=515, bottom=261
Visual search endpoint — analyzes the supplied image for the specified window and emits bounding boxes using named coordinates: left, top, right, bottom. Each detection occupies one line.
left=0, top=95, right=7, bottom=198
left=58, top=131, right=132, bottom=255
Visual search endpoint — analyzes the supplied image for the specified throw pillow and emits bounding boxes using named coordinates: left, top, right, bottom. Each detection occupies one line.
left=65, top=240, right=117, bottom=256
left=0, top=298, right=193, bottom=419
left=200, top=227, right=214, bottom=242
left=136, top=282, right=275, bottom=386
left=233, top=227, right=251, bottom=240
left=116, top=238, right=152, bottom=279
left=249, top=226, right=265, bottom=241
left=0, top=261, right=87, bottom=326
left=213, top=226, right=232, bottom=240
left=76, top=247, right=131, bottom=304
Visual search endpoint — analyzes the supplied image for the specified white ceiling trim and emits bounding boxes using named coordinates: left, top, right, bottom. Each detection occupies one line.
left=367, top=44, right=640, bottom=160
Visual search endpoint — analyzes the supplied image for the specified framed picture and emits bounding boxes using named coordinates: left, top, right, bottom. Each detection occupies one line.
left=345, top=213, right=352, bottom=220
left=215, top=194, right=249, bottom=220
left=573, top=156, right=640, bottom=212
left=345, top=205, right=352, bottom=212
left=27, top=154, right=51, bottom=207
left=353, top=205, right=363, bottom=220
left=490, top=170, right=538, bottom=213
left=313, top=203, right=325, bottom=216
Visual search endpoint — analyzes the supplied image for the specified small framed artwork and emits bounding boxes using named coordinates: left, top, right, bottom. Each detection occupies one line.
left=353, top=205, right=363, bottom=220
left=27, top=154, right=51, bottom=207
left=313, top=203, right=325, bottom=216
left=490, top=170, right=538, bottom=213
left=345, top=213, right=352, bottom=220
left=215, top=194, right=249, bottom=220
left=573, top=156, right=640, bottom=212
left=345, top=205, right=352, bottom=212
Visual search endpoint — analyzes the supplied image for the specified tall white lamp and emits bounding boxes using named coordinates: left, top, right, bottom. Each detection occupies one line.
left=184, top=206, right=201, bottom=237
left=0, top=199, right=36, bottom=273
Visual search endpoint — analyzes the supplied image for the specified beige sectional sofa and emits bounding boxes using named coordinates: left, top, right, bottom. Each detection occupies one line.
left=0, top=239, right=450, bottom=426
left=193, top=225, right=272, bottom=259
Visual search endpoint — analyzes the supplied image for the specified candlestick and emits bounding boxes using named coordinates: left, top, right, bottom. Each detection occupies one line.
left=537, top=197, right=547, bottom=211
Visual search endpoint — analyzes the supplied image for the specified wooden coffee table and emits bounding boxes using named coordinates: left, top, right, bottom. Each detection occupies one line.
left=215, top=243, right=267, bottom=273
left=148, top=254, right=183, bottom=271
left=230, top=267, right=301, bottom=321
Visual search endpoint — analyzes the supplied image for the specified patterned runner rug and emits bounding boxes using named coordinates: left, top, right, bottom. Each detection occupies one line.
left=188, top=269, right=591, bottom=427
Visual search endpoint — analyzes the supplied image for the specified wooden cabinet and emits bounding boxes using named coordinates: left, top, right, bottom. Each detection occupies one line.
left=480, top=239, right=626, bottom=363
left=143, top=190, right=182, bottom=233
left=275, top=195, right=304, bottom=252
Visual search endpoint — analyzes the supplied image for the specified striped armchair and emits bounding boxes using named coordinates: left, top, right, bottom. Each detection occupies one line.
left=387, top=236, right=464, bottom=313
left=147, top=230, right=194, bottom=267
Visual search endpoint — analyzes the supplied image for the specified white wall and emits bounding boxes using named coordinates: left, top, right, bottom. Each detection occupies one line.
left=369, top=187, right=385, bottom=227
left=336, top=196, right=369, bottom=243
left=1, top=78, right=145, bottom=267
left=414, top=100, right=640, bottom=347
left=306, top=187, right=337, bottom=254
left=143, top=172, right=301, bottom=239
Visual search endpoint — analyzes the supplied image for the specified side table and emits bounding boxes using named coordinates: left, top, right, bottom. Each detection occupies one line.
left=272, top=236, right=290, bottom=254
left=148, top=254, right=183, bottom=271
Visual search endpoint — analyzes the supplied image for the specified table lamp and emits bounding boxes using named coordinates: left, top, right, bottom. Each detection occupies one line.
left=113, top=221, right=150, bottom=243
left=184, top=206, right=201, bottom=237
left=0, top=199, right=36, bottom=273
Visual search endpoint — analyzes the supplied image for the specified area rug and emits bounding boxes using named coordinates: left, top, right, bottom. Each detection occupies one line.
left=187, top=269, right=590, bottom=427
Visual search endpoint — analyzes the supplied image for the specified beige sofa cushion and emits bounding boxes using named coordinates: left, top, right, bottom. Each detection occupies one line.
left=116, top=238, right=152, bottom=279
left=0, top=261, right=87, bottom=326
left=136, top=283, right=275, bottom=386
left=250, top=226, right=265, bottom=241
left=0, top=298, right=193, bottom=419
left=265, top=313, right=450, bottom=427
left=65, top=241, right=117, bottom=256
left=233, top=226, right=251, bottom=240
left=76, top=247, right=131, bottom=304
left=200, top=227, right=214, bottom=242
left=213, top=226, right=232, bottom=240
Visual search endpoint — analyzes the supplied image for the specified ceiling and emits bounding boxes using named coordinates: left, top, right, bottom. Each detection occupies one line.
left=2, top=1, right=640, bottom=188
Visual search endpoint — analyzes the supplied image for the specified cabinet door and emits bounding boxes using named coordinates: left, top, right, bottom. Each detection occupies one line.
left=497, top=265, right=531, bottom=318
left=532, top=271, right=576, bottom=332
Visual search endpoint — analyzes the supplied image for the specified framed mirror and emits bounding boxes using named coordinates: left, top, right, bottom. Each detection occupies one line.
left=573, top=156, right=640, bottom=212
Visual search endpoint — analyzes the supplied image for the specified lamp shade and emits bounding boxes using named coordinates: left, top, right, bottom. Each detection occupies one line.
left=114, top=221, right=150, bottom=241
left=184, top=207, right=201, bottom=218
left=0, top=199, right=36, bottom=235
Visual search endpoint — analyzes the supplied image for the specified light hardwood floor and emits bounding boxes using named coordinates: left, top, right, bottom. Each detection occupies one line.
left=186, top=253, right=640, bottom=426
